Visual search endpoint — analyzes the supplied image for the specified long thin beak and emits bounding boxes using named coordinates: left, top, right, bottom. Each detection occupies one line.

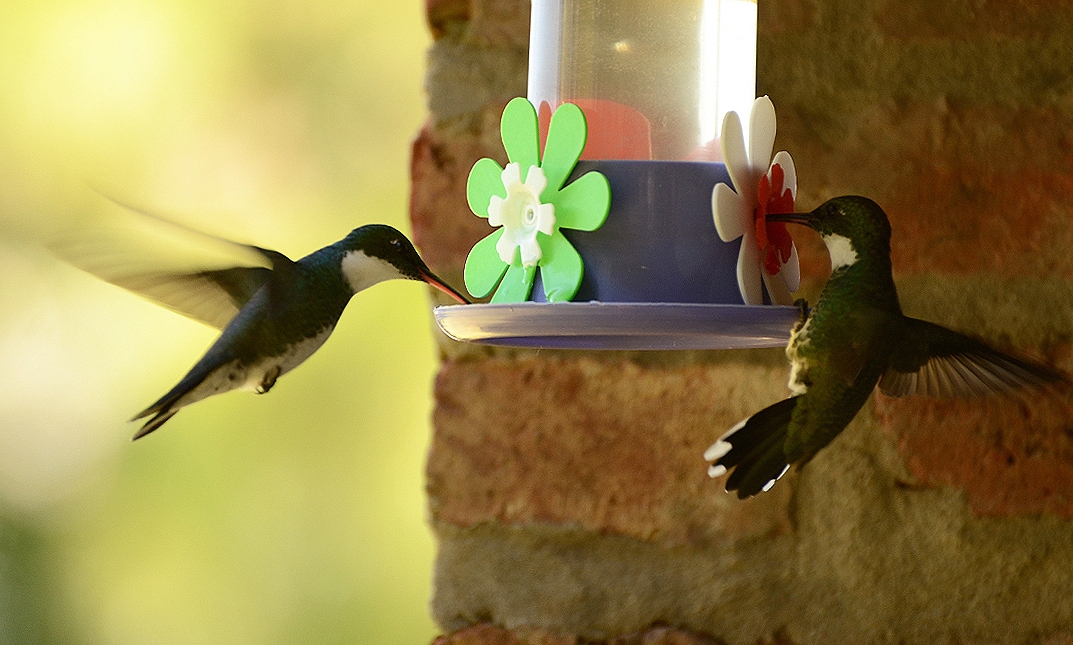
left=766, top=212, right=816, bottom=228
left=420, top=268, right=471, bottom=304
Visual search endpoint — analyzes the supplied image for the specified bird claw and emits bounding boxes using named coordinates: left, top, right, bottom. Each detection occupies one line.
left=257, top=366, right=282, bottom=394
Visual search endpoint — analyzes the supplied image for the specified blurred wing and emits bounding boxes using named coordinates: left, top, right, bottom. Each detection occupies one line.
left=98, top=266, right=274, bottom=329
left=51, top=199, right=288, bottom=329
left=880, top=318, right=1065, bottom=397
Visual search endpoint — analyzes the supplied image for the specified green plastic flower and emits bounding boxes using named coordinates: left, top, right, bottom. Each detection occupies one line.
left=464, top=98, right=611, bottom=303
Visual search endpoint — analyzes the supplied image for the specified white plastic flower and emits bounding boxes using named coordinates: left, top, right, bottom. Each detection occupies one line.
left=487, top=162, right=557, bottom=267
left=712, top=96, right=800, bottom=305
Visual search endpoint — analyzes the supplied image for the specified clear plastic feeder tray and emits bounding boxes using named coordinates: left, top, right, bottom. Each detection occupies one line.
left=435, top=302, right=797, bottom=350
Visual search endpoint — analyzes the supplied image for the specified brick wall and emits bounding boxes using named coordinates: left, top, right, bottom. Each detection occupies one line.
left=411, top=1, right=1073, bottom=643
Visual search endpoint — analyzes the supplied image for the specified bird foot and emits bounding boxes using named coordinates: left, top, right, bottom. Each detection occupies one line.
left=256, top=366, right=282, bottom=394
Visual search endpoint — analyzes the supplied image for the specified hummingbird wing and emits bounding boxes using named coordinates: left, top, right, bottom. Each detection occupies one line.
left=879, top=317, right=1065, bottom=397
left=52, top=199, right=293, bottom=329
left=96, top=265, right=275, bottom=329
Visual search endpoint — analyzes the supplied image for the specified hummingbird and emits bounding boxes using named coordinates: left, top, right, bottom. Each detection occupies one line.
left=58, top=213, right=469, bottom=439
left=705, top=195, right=1066, bottom=498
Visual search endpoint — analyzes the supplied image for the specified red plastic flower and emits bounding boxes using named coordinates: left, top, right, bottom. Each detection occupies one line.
left=712, top=96, right=800, bottom=305
left=755, top=163, right=795, bottom=276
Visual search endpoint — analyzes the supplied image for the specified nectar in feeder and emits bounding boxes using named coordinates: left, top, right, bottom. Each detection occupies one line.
left=528, top=0, right=758, bottom=161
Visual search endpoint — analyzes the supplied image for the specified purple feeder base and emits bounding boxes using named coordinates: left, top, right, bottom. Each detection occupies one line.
left=533, top=160, right=750, bottom=304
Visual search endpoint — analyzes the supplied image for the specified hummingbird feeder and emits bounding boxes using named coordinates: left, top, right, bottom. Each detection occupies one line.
left=435, top=0, right=801, bottom=349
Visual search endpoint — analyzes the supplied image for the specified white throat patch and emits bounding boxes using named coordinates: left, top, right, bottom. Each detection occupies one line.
left=341, top=250, right=403, bottom=294
left=822, top=233, right=859, bottom=270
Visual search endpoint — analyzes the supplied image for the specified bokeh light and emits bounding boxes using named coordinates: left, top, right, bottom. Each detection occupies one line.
left=0, top=1, right=439, bottom=643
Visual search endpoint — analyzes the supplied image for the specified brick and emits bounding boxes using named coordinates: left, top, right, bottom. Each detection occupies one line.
left=415, top=0, right=527, bottom=268
left=428, top=357, right=794, bottom=544
left=424, top=0, right=528, bottom=124
left=433, top=623, right=576, bottom=645
left=791, top=414, right=1073, bottom=644
left=434, top=507, right=1073, bottom=644
left=761, top=7, right=1073, bottom=105
left=875, top=390, right=1073, bottom=518
left=411, top=113, right=509, bottom=272
left=893, top=274, right=1073, bottom=351
left=874, top=0, right=1073, bottom=41
left=615, top=627, right=722, bottom=645
left=432, top=623, right=728, bottom=645
left=425, top=38, right=528, bottom=123
left=426, top=0, right=529, bottom=46
left=469, top=0, right=530, bottom=48
left=758, top=0, right=818, bottom=35
left=432, top=522, right=795, bottom=641
left=886, top=166, right=1073, bottom=276
left=871, top=277, right=1073, bottom=519
left=427, top=0, right=470, bottom=40
left=775, top=99, right=1073, bottom=278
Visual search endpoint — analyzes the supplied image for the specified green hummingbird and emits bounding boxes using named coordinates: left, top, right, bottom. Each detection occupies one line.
left=705, top=195, right=1066, bottom=498
left=59, top=214, right=468, bottom=439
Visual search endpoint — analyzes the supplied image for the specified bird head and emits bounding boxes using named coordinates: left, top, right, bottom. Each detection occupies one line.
left=768, top=195, right=892, bottom=271
left=340, top=224, right=470, bottom=303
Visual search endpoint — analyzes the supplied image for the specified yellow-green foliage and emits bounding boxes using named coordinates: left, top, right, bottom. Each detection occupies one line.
left=0, top=2, right=439, bottom=643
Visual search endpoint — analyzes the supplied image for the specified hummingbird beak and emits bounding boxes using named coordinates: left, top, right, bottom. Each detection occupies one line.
left=418, top=268, right=471, bottom=304
left=766, top=211, right=818, bottom=229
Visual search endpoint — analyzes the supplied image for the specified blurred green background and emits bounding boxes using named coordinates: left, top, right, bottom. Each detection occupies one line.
left=0, top=1, right=443, bottom=643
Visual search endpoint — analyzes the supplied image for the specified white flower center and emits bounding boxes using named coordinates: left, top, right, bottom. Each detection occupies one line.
left=487, top=162, right=556, bottom=267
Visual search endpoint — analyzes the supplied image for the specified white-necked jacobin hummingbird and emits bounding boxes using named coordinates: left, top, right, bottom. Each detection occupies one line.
left=59, top=213, right=468, bottom=439
left=705, top=195, right=1066, bottom=498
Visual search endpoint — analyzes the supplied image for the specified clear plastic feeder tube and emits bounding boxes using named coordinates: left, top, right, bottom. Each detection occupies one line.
left=528, top=0, right=757, bottom=161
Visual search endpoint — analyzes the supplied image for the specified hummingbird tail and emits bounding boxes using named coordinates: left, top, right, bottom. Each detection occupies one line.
left=132, top=409, right=178, bottom=440
left=705, top=397, right=799, bottom=498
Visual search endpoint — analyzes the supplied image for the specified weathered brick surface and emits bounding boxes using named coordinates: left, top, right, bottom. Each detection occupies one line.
left=874, top=0, right=1073, bottom=40
left=776, top=100, right=1073, bottom=278
left=879, top=274, right=1073, bottom=517
left=893, top=275, right=1073, bottom=350
left=411, top=110, right=507, bottom=272
left=876, top=392, right=1073, bottom=517
left=432, top=522, right=795, bottom=642
left=468, top=0, right=530, bottom=48
left=424, top=0, right=528, bottom=125
left=428, top=356, right=794, bottom=544
left=434, top=623, right=726, bottom=645
left=791, top=415, right=1073, bottom=644
left=426, top=0, right=470, bottom=40
left=413, top=0, right=528, bottom=277
left=433, top=623, right=576, bottom=645
left=758, top=0, right=818, bottom=35
left=433, top=487, right=1073, bottom=644
left=760, top=0, right=1073, bottom=280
